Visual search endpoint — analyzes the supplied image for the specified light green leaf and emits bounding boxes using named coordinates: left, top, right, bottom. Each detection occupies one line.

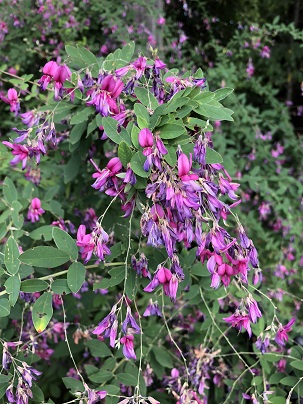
left=52, top=227, right=78, bottom=260
left=130, top=152, right=150, bottom=178
left=32, top=292, right=53, bottom=333
left=213, top=87, right=234, bottom=101
left=4, top=236, right=20, bottom=275
left=195, top=103, right=234, bottom=121
left=102, top=117, right=132, bottom=145
left=67, top=262, right=86, bottom=293
left=20, top=247, right=70, bottom=268
left=157, top=123, right=186, bottom=139
left=118, top=141, right=133, bottom=168
left=290, top=361, right=303, bottom=371
left=29, top=225, right=54, bottom=241
left=69, top=122, right=87, bottom=144
left=134, top=87, right=158, bottom=110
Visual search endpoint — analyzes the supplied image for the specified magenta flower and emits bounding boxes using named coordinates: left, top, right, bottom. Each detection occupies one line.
left=87, top=75, right=124, bottom=116
left=131, top=56, right=147, bottom=79
left=275, top=318, right=296, bottom=346
left=38, top=61, right=58, bottom=90
left=76, top=224, right=94, bottom=263
left=2, top=141, right=29, bottom=169
left=139, top=128, right=153, bottom=150
left=1, top=88, right=20, bottom=115
left=27, top=198, right=45, bottom=223
left=178, top=153, right=199, bottom=181
left=120, top=334, right=136, bottom=360
left=223, top=311, right=252, bottom=337
left=246, top=297, right=262, bottom=323
left=53, top=64, right=71, bottom=84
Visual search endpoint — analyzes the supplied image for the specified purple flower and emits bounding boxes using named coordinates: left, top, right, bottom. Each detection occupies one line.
left=275, top=318, right=296, bottom=346
left=1, top=88, right=20, bottom=115
left=178, top=153, right=199, bottom=181
left=246, top=297, right=262, bottom=323
left=143, top=300, right=162, bottom=317
left=92, top=307, right=118, bottom=348
left=122, top=306, right=141, bottom=334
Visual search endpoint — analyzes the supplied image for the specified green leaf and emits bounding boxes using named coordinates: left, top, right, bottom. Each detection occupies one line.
left=164, top=146, right=177, bottom=167
left=70, top=107, right=95, bottom=125
left=279, top=376, right=298, bottom=387
left=130, top=152, right=150, bottom=178
left=88, top=370, right=113, bottom=383
left=157, top=123, right=186, bottom=139
left=0, top=298, right=10, bottom=317
left=70, top=122, right=87, bottom=144
left=102, top=117, right=132, bottom=145
left=116, top=373, right=138, bottom=386
left=77, top=45, right=100, bottom=76
left=205, top=147, right=223, bottom=164
left=290, top=361, right=303, bottom=371
left=32, top=292, right=53, bottom=333
left=62, top=377, right=85, bottom=394
left=213, top=87, right=234, bottom=101
left=134, top=87, right=158, bottom=110
left=131, top=125, right=140, bottom=148
left=11, top=200, right=23, bottom=228
left=29, top=225, right=54, bottom=241
left=3, top=177, right=17, bottom=205
left=86, top=340, right=112, bottom=357
left=20, top=247, right=70, bottom=268
left=134, top=103, right=149, bottom=129
left=4, top=275, right=21, bottom=306
left=152, top=346, right=173, bottom=368
left=118, top=141, right=133, bottom=168
left=67, top=262, right=86, bottom=293
left=124, top=268, right=137, bottom=300
left=51, top=279, right=72, bottom=295
left=118, top=41, right=135, bottom=64
left=193, top=91, right=215, bottom=104
left=52, top=227, right=78, bottom=260
left=21, top=279, right=49, bottom=293
left=195, top=103, right=234, bottom=121
left=0, top=222, right=7, bottom=240
left=4, top=236, right=20, bottom=275
left=64, top=152, right=81, bottom=184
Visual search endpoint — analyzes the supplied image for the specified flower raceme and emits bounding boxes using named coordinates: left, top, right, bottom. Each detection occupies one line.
left=76, top=223, right=110, bottom=263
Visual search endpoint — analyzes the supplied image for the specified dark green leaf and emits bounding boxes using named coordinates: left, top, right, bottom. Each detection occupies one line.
left=11, top=200, right=23, bottom=228
left=64, top=152, right=81, bottom=184
left=279, top=376, right=298, bottom=387
left=67, top=262, right=86, bottom=293
left=4, top=236, right=20, bottom=275
left=152, top=347, right=173, bottom=368
left=134, top=103, right=149, bottom=129
left=116, top=373, right=137, bottom=386
left=88, top=370, right=113, bottom=383
left=70, top=107, right=94, bottom=125
left=195, top=104, right=234, bottom=121
left=52, top=227, right=78, bottom=260
left=70, top=122, right=87, bottom=144
left=290, top=361, right=303, bottom=371
left=51, top=279, right=72, bottom=295
left=4, top=275, right=21, bottom=306
left=20, top=247, right=70, bottom=268
left=62, top=377, right=85, bottom=394
left=21, top=279, right=49, bottom=293
left=32, top=292, right=53, bottom=333
left=0, top=298, right=10, bottom=317
left=86, top=340, right=112, bottom=357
